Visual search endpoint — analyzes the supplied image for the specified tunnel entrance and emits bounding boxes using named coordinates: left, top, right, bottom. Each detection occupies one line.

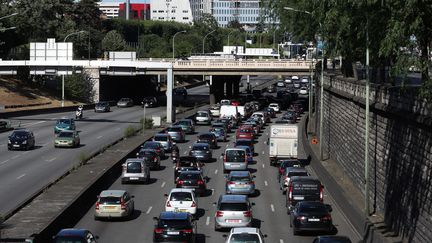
left=99, top=75, right=157, bottom=104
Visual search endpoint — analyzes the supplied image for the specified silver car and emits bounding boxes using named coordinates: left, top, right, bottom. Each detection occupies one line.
left=214, top=194, right=253, bottom=230
left=121, top=158, right=150, bottom=184
left=225, top=227, right=267, bottom=243
left=225, top=171, right=255, bottom=195
left=153, top=133, right=174, bottom=152
left=280, top=167, right=309, bottom=192
left=195, top=110, right=212, bottom=125
left=117, top=98, right=134, bottom=107
left=94, top=190, right=134, bottom=220
left=222, top=148, right=248, bottom=173
left=166, top=126, right=185, bottom=142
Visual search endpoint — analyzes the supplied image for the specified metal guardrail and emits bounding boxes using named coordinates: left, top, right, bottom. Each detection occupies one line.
left=173, top=59, right=312, bottom=70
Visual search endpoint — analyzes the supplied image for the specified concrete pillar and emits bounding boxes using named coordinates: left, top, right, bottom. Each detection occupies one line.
left=157, top=74, right=161, bottom=92
left=209, top=75, right=216, bottom=105
left=84, top=67, right=100, bottom=103
left=246, top=75, right=251, bottom=93
left=166, top=66, right=173, bottom=124
left=233, top=76, right=241, bottom=97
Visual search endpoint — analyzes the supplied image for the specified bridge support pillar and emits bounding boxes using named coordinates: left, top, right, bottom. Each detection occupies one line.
left=246, top=75, right=251, bottom=93
left=166, top=66, right=173, bottom=124
left=157, top=74, right=161, bottom=92
left=84, top=67, right=100, bottom=103
left=209, top=75, right=216, bottom=105
left=233, top=76, right=241, bottom=97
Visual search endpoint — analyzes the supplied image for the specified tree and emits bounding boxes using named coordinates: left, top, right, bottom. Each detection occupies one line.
left=64, top=73, right=95, bottom=102
left=102, top=30, right=126, bottom=52
left=227, top=20, right=242, bottom=30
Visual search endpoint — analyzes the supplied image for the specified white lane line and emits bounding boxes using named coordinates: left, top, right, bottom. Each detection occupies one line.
left=262, top=164, right=265, bottom=168
left=262, top=151, right=265, bottom=155
left=23, top=151, right=30, bottom=155
left=225, top=144, right=229, bottom=148
left=11, top=155, right=20, bottom=159
left=172, top=165, right=175, bottom=169
left=264, top=181, right=268, bottom=186
left=280, top=239, right=284, bottom=243
left=97, top=135, right=103, bottom=139
left=264, top=141, right=267, bottom=144
left=42, top=143, right=49, bottom=147
left=146, top=206, right=153, bottom=214
left=270, top=204, right=275, bottom=212
left=1, top=159, right=10, bottom=165
left=219, top=156, right=223, bottom=159
left=21, top=121, right=46, bottom=127
left=45, top=157, right=56, bottom=162
left=161, top=181, right=166, bottom=188
left=114, top=128, right=121, bottom=131
left=206, top=216, right=210, bottom=226
left=211, top=189, right=214, bottom=195
left=214, top=169, right=218, bottom=174
left=183, top=151, right=188, bottom=155
left=16, top=174, right=26, bottom=180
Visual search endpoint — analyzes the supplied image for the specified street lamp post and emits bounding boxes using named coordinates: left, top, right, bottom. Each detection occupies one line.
left=62, top=30, right=85, bottom=107
left=202, top=29, right=216, bottom=54
left=141, top=101, right=148, bottom=134
left=173, top=30, right=186, bottom=59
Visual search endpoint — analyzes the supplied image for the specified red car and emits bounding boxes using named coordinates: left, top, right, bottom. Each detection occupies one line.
left=231, top=100, right=240, bottom=106
left=235, top=125, right=254, bottom=140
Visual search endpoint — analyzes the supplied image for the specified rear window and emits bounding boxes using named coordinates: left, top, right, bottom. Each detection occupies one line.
left=280, top=160, right=301, bottom=168
left=179, top=173, right=201, bottom=180
left=239, top=129, right=252, bottom=133
left=229, top=234, right=260, bottom=243
left=230, top=176, right=250, bottom=182
left=199, top=134, right=213, bottom=139
left=170, top=192, right=193, bottom=201
left=54, top=237, right=86, bottom=243
left=139, top=150, right=155, bottom=156
left=58, top=132, right=74, bottom=138
left=193, top=145, right=209, bottom=150
left=298, top=204, right=327, bottom=213
left=159, top=219, right=191, bottom=229
left=178, top=120, right=190, bottom=126
left=225, top=150, right=246, bottom=162
left=292, top=182, right=320, bottom=195
left=235, top=140, right=252, bottom=147
left=143, top=142, right=159, bottom=149
left=126, top=162, right=142, bottom=173
left=154, top=136, right=168, bottom=141
left=197, top=112, right=209, bottom=117
left=219, top=202, right=248, bottom=211
left=99, top=196, right=121, bottom=204
left=167, top=127, right=182, bottom=132
left=287, top=171, right=308, bottom=177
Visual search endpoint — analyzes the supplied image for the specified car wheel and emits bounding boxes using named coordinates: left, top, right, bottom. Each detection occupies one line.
left=94, top=216, right=99, bottom=221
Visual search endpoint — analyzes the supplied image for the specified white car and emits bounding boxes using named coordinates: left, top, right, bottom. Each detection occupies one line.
left=268, top=103, right=280, bottom=113
left=220, top=99, right=231, bottom=106
left=301, top=76, right=309, bottom=84
left=164, top=188, right=197, bottom=215
left=291, top=75, right=299, bottom=81
left=276, top=81, right=285, bottom=87
left=284, top=78, right=292, bottom=84
left=195, top=110, right=212, bottom=125
left=299, top=87, right=308, bottom=95
left=209, top=104, right=220, bottom=117
left=225, top=227, right=267, bottom=243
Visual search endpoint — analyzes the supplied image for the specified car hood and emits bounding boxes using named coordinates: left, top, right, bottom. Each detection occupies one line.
left=56, top=136, right=74, bottom=141
left=56, top=124, right=71, bottom=128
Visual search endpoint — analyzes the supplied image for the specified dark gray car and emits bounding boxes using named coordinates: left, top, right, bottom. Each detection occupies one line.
left=189, top=143, right=212, bottom=162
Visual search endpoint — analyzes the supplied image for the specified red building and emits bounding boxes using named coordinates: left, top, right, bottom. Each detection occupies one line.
left=119, top=3, right=151, bottom=20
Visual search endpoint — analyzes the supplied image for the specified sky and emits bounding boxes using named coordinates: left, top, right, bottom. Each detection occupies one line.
left=101, top=0, right=150, bottom=3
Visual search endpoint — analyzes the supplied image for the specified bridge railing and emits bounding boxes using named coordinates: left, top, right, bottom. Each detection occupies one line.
left=172, top=59, right=312, bottom=69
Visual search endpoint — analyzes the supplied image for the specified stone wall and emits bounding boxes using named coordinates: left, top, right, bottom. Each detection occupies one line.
left=316, top=73, right=432, bottom=243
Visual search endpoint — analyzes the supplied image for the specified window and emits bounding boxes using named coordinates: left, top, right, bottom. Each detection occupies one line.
left=171, top=9, right=175, bottom=13
left=152, top=10, right=157, bottom=13
left=183, top=10, right=188, bottom=13
left=159, top=17, right=164, bottom=19
left=183, top=17, right=189, bottom=20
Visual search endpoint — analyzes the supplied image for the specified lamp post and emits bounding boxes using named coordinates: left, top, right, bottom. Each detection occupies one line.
left=202, top=29, right=216, bottom=54
left=227, top=29, right=236, bottom=47
left=141, top=101, right=148, bottom=134
left=62, top=30, right=85, bottom=107
left=173, top=30, right=186, bottom=59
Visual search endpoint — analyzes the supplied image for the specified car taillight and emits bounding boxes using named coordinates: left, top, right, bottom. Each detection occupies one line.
left=224, top=155, right=227, bottom=162
left=182, top=229, right=193, bottom=234
left=320, top=185, right=324, bottom=202
left=296, top=216, right=306, bottom=221
left=191, top=201, right=197, bottom=207
left=243, top=211, right=252, bottom=217
left=197, top=180, right=204, bottom=185
left=166, top=201, right=172, bottom=207
left=95, top=201, right=100, bottom=210
left=177, top=180, right=184, bottom=185
left=248, top=181, right=255, bottom=185
left=228, top=181, right=236, bottom=185
left=154, top=228, right=163, bottom=234
left=288, top=184, right=293, bottom=201
left=215, top=211, right=224, bottom=217
left=322, top=214, right=332, bottom=221
left=121, top=199, right=126, bottom=210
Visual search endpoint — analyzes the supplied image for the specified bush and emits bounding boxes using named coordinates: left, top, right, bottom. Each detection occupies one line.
left=124, top=125, right=137, bottom=138
left=140, top=118, right=154, bottom=130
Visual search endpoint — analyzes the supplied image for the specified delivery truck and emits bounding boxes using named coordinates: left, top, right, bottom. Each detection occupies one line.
left=269, top=124, right=298, bottom=166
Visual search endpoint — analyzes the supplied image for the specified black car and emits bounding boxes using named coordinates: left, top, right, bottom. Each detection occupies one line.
left=313, top=235, right=352, bottom=243
left=8, top=129, right=35, bottom=151
left=94, top=101, right=110, bottom=112
left=141, top=141, right=165, bottom=158
left=153, top=212, right=196, bottom=242
left=142, top=96, right=158, bottom=108
left=286, top=176, right=324, bottom=212
left=197, top=132, right=218, bottom=149
left=174, top=156, right=203, bottom=182
left=176, top=171, right=207, bottom=196
left=290, top=201, right=333, bottom=235
left=174, top=87, right=187, bottom=96
left=136, top=149, right=161, bottom=170
left=53, top=228, right=98, bottom=243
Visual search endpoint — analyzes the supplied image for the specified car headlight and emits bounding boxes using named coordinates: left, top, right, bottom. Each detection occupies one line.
left=22, top=140, right=27, bottom=144
left=8, top=139, right=11, bottom=144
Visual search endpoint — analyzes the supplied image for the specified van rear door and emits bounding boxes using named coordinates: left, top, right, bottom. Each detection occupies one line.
left=291, top=181, right=321, bottom=205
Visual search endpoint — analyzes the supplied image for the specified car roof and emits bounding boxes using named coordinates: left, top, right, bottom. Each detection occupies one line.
left=220, top=194, right=248, bottom=203
left=235, top=145, right=250, bottom=151
left=235, top=138, right=253, bottom=142
left=56, top=228, right=88, bottom=237
left=226, top=147, right=247, bottom=151
left=100, top=190, right=126, bottom=197
left=125, top=158, right=144, bottom=163
left=170, top=188, right=194, bottom=193
left=179, top=170, right=202, bottom=175
left=298, top=201, right=326, bottom=207
left=230, top=227, right=259, bottom=234
left=193, top=142, right=209, bottom=147
left=286, top=167, right=308, bottom=172
left=155, top=134, right=169, bottom=137
left=290, top=176, right=321, bottom=183
left=159, top=211, right=190, bottom=220
left=229, top=171, right=250, bottom=177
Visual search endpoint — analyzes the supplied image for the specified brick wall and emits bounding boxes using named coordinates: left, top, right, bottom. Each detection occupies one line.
left=316, top=73, right=432, bottom=243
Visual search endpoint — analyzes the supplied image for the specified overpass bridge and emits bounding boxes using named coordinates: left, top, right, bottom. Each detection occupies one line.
left=0, top=58, right=314, bottom=123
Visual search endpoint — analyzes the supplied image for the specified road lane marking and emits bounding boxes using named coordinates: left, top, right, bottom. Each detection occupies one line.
left=42, top=143, right=49, bottom=147
left=214, top=169, right=218, bottom=174
left=1, top=159, right=10, bottom=165
left=264, top=141, right=267, bottom=144
left=183, top=151, right=188, bottom=155
left=211, top=189, right=214, bottom=195
left=97, top=135, right=103, bottom=139
left=46, top=157, right=56, bottom=162
left=114, top=128, right=120, bottom=131
left=262, top=164, right=265, bottom=168
left=172, top=165, right=176, bottom=169
left=262, top=151, right=265, bottom=155
left=206, top=216, right=210, bottom=226
left=264, top=181, right=268, bottom=186
left=16, top=174, right=26, bottom=180
left=225, top=144, right=229, bottom=148
left=146, top=206, right=153, bottom=214
left=23, top=151, right=30, bottom=155
left=22, top=121, right=46, bottom=127
left=280, top=240, right=284, bottom=243
left=161, top=181, right=166, bottom=188
left=11, top=155, right=20, bottom=159
left=270, top=204, right=275, bottom=212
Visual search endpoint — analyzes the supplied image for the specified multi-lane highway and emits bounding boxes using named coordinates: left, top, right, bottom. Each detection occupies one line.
left=73, top=105, right=362, bottom=242
left=0, top=85, right=210, bottom=216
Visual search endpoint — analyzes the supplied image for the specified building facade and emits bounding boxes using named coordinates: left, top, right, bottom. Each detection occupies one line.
left=98, top=2, right=120, bottom=19
left=119, top=3, right=151, bottom=20
left=150, top=0, right=194, bottom=24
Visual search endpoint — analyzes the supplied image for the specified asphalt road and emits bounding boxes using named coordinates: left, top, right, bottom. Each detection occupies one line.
left=0, top=85, right=212, bottom=216
left=74, top=111, right=362, bottom=243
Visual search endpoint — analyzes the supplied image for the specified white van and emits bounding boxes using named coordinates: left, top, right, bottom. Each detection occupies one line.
left=220, top=105, right=239, bottom=119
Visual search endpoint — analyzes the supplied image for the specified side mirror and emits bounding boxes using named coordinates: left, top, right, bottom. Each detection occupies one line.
left=153, top=216, right=159, bottom=221
left=325, top=204, right=333, bottom=212
left=221, top=153, right=225, bottom=156
left=263, top=234, right=268, bottom=238
left=251, top=202, right=256, bottom=206
left=212, top=202, right=217, bottom=206
left=222, top=234, right=228, bottom=238
left=164, top=193, right=168, bottom=197
left=131, top=195, right=135, bottom=198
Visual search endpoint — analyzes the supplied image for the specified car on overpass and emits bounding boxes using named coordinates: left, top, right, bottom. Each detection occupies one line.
left=117, top=98, right=134, bottom=107
left=142, top=96, right=158, bottom=108
left=94, top=101, right=110, bottom=112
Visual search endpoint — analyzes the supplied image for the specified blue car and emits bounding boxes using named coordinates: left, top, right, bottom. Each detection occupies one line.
left=54, top=118, right=76, bottom=134
left=235, top=145, right=253, bottom=163
left=53, top=228, right=98, bottom=243
left=209, top=127, right=227, bottom=142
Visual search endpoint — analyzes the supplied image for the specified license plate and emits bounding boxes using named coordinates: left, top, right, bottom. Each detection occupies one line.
left=104, top=206, right=116, bottom=209
left=174, top=208, right=187, bottom=212
left=308, top=218, right=320, bottom=222
left=231, top=164, right=240, bottom=168
left=167, top=231, right=180, bottom=235
left=130, top=177, right=139, bottom=180
left=226, top=219, right=241, bottom=223
left=13, top=145, right=20, bottom=147
left=293, top=196, right=304, bottom=200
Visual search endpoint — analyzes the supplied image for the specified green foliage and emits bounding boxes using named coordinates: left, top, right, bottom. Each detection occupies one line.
left=140, top=118, right=154, bottom=130
left=64, top=73, right=95, bottom=103
left=102, top=30, right=126, bottom=52
left=124, top=125, right=137, bottom=138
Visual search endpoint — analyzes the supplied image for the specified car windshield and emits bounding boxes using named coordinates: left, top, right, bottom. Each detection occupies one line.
left=287, top=171, right=308, bottom=177
left=57, top=119, right=71, bottom=125
left=167, top=127, right=182, bottom=132
left=179, top=173, right=201, bottom=180
left=229, top=234, right=260, bottom=243
left=97, top=102, right=107, bottom=106
left=54, top=237, right=87, bottom=243
left=170, top=192, right=193, bottom=201
left=236, top=140, right=252, bottom=147
left=126, top=162, right=142, bottom=173
left=178, top=120, right=190, bottom=126
left=298, top=204, right=327, bottom=213
left=99, top=196, right=121, bottom=204
left=11, top=131, right=28, bottom=138
left=197, top=112, right=208, bottom=117
left=280, top=160, right=301, bottom=168
left=154, top=136, right=168, bottom=142
left=225, top=150, right=246, bottom=162
left=239, top=128, right=252, bottom=133
left=58, top=132, right=74, bottom=138
left=139, top=150, right=155, bottom=156
left=192, top=145, right=208, bottom=151
left=219, top=203, right=248, bottom=211
left=158, top=219, right=190, bottom=229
